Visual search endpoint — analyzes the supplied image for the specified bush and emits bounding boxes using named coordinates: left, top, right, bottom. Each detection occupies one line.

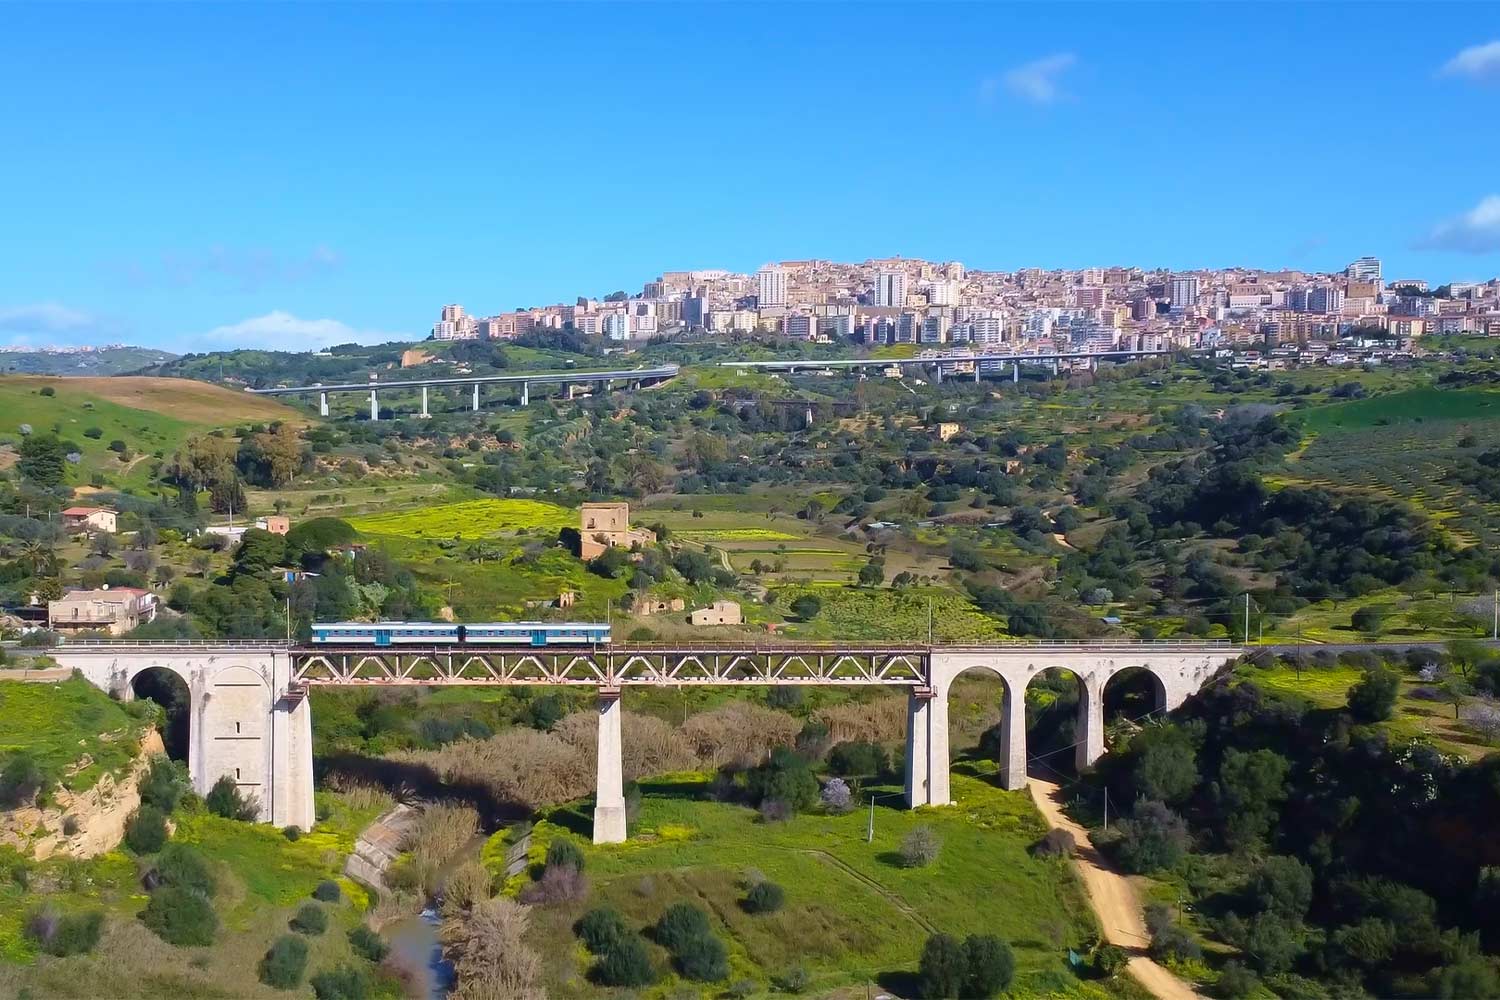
left=0, top=752, right=46, bottom=807
left=139, top=755, right=189, bottom=813
left=743, top=880, right=785, bottom=914
left=259, top=934, right=309, bottom=989
left=312, top=879, right=342, bottom=903
left=789, top=594, right=822, bottom=620
left=61, top=814, right=80, bottom=837
left=747, top=747, right=819, bottom=814
left=594, top=933, right=655, bottom=987
left=156, top=843, right=216, bottom=897
left=900, top=826, right=942, bottom=867
left=283, top=825, right=301, bottom=841
left=205, top=774, right=258, bottom=821
left=348, top=925, right=388, bottom=963
left=655, top=902, right=713, bottom=953
left=124, top=805, right=169, bottom=854
left=1116, top=800, right=1189, bottom=873
left=517, top=863, right=589, bottom=905
left=676, top=932, right=729, bottom=981
left=827, top=740, right=888, bottom=777
left=310, top=964, right=369, bottom=1000
left=1348, top=666, right=1401, bottom=722
left=1216, top=960, right=1260, bottom=999
left=962, top=934, right=1015, bottom=998
left=918, top=933, right=967, bottom=999
left=1251, top=855, right=1313, bottom=918
left=545, top=836, right=585, bottom=872
left=290, top=902, right=328, bottom=935
left=820, top=777, right=853, bottom=813
left=1034, top=828, right=1077, bottom=858
left=576, top=906, right=629, bottom=954
left=1094, top=944, right=1128, bottom=978
left=140, top=886, right=217, bottom=946
left=25, top=907, right=104, bottom=957
left=774, top=966, right=812, bottom=993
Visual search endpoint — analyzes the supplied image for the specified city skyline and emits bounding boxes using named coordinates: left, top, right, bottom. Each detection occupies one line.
left=1, top=3, right=1498, bottom=351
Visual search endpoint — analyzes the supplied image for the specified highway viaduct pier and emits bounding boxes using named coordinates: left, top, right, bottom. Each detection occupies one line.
left=51, top=641, right=1238, bottom=844
left=248, top=364, right=679, bottom=420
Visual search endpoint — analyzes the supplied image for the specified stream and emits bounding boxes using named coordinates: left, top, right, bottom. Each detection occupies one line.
left=380, top=830, right=492, bottom=1000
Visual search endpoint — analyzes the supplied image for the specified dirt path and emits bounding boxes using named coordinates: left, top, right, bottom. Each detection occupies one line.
left=1027, top=779, right=1202, bottom=1000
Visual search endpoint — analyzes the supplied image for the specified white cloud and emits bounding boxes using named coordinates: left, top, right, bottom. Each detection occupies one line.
left=0, top=303, right=122, bottom=347
left=1416, top=194, right=1500, bottom=253
left=188, top=311, right=404, bottom=352
left=985, top=53, right=1077, bottom=105
left=1440, top=40, right=1500, bottom=81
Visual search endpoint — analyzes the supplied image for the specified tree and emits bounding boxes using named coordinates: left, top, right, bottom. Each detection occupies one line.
left=1251, top=855, right=1313, bottom=918
left=1132, top=728, right=1199, bottom=804
left=1219, top=748, right=1289, bottom=849
left=1116, top=800, right=1189, bottom=873
left=1447, top=638, right=1486, bottom=680
left=290, top=902, right=328, bottom=935
left=820, top=778, right=853, bottom=814
left=205, top=774, right=259, bottom=821
left=124, top=805, right=169, bottom=854
left=1347, top=666, right=1401, bottom=722
left=234, top=528, right=287, bottom=575
left=789, top=594, right=822, bottom=621
left=827, top=740, right=888, bottom=777
left=900, top=826, right=942, bottom=867
left=1436, top=958, right=1500, bottom=999
left=309, top=965, right=369, bottom=1000
left=962, top=934, right=1015, bottom=998
left=917, top=933, right=967, bottom=999
left=18, top=434, right=67, bottom=486
left=1351, top=604, right=1388, bottom=635
left=858, top=559, right=885, bottom=587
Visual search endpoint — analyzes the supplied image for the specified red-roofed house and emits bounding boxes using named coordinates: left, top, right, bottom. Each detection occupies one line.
left=61, top=506, right=118, bottom=534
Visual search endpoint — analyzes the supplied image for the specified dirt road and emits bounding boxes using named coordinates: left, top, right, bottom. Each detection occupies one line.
left=1027, top=778, right=1202, bottom=1000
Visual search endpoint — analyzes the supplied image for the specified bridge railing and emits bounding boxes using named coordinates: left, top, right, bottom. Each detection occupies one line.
left=54, top=638, right=1237, bottom=652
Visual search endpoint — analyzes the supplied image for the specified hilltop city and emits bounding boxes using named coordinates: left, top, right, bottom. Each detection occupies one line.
left=427, top=256, right=1500, bottom=360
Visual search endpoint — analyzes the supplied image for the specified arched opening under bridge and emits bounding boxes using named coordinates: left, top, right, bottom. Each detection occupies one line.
left=131, top=667, right=191, bottom=761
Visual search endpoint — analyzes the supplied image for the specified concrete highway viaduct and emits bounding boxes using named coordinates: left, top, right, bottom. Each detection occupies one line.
left=50, top=640, right=1239, bottom=844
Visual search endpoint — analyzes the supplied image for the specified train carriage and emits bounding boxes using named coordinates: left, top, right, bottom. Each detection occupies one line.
left=310, top=621, right=609, bottom=646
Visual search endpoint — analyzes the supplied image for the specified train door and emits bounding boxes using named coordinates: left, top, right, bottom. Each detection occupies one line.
left=531, top=628, right=548, bottom=646
left=375, top=628, right=392, bottom=646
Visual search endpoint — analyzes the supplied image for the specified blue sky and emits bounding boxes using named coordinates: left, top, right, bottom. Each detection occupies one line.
left=1, top=3, right=1497, bottom=352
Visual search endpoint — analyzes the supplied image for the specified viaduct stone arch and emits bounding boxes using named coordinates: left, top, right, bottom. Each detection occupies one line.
left=906, top=650, right=1223, bottom=807
left=56, top=648, right=314, bottom=830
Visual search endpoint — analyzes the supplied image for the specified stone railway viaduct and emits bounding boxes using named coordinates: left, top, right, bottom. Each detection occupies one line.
left=51, top=641, right=1240, bottom=843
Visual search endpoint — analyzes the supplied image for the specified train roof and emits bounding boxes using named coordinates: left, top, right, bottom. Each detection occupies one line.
left=313, top=620, right=610, bottom=628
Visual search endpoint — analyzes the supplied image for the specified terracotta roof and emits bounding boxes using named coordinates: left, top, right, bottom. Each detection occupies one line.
left=61, top=506, right=110, bottom=516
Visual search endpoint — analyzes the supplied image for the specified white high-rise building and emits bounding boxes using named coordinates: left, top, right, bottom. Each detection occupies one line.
left=1169, top=276, right=1200, bottom=311
left=757, top=265, right=787, bottom=309
left=874, top=269, right=907, bottom=307
left=972, top=315, right=1005, bottom=346
left=1346, top=257, right=1382, bottom=284
left=926, top=279, right=958, bottom=307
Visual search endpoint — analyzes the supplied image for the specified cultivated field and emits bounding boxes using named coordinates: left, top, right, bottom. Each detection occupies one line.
left=350, top=497, right=573, bottom=539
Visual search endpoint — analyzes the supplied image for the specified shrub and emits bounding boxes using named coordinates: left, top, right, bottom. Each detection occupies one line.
left=313, top=879, right=342, bottom=903
left=290, top=902, right=328, bottom=935
left=205, top=774, right=258, bottom=821
left=0, top=752, right=46, bottom=807
left=156, top=843, right=216, bottom=897
left=25, top=907, right=103, bottom=957
left=1094, top=944, right=1128, bottom=978
left=1116, top=800, right=1189, bottom=873
left=310, top=964, right=369, bottom=1000
left=655, top=902, right=712, bottom=953
left=594, top=933, right=655, bottom=987
left=348, top=925, right=388, bottom=963
left=918, top=933, right=968, bottom=999
left=124, top=805, right=169, bottom=854
left=61, top=815, right=80, bottom=837
left=283, top=825, right=301, bottom=841
left=900, top=825, right=942, bottom=867
left=962, top=934, right=1015, bottom=998
left=789, top=594, right=822, bottom=620
left=1251, top=855, right=1313, bottom=918
left=676, top=932, right=729, bottom=982
left=827, top=740, right=888, bottom=777
left=743, top=880, right=785, bottom=914
left=747, top=747, right=819, bottom=814
left=729, top=979, right=759, bottom=999
left=140, top=885, right=217, bottom=946
left=576, top=906, right=629, bottom=954
left=259, top=934, right=309, bottom=989
left=545, top=836, right=585, bottom=872
left=517, top=862, right=588, bottom=905
left=1216, top=960, right=1260, bottom=999
left=774, top=966, right=812, bottom=993
left=1034, top=828, right=1077, bottom=858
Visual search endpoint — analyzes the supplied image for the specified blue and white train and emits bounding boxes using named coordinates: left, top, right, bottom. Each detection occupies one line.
left=310, top=621, right=611, bottom=647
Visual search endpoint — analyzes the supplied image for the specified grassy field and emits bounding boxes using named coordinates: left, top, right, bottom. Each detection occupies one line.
left=0, top=789, right=391, bottom=998
left=243, top=480, right=473, bottom=519
left=776, top=585, right=1008, bottom=643
left=0, top=376, right=300, bottom=491
left=505, top=769, right=1135, bottom=1000
left=350, top=497, right=572, bottom=539
left=0, top=676, right=148, bottom=792
left=385, top=535, right=630, bottom=619
left=1296, top=386, right=1500, bottom=433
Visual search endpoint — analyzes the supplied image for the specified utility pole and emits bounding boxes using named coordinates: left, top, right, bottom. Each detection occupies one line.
left=1103, top=787, right=1109, bottom=832
left=867, top=794, right=876, bottom=843
left=1492, top=589, right=1497, bottom=642
left=927, top=597, right=934, bottom=645
left=1244, top=593, right=1251, bottom=645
